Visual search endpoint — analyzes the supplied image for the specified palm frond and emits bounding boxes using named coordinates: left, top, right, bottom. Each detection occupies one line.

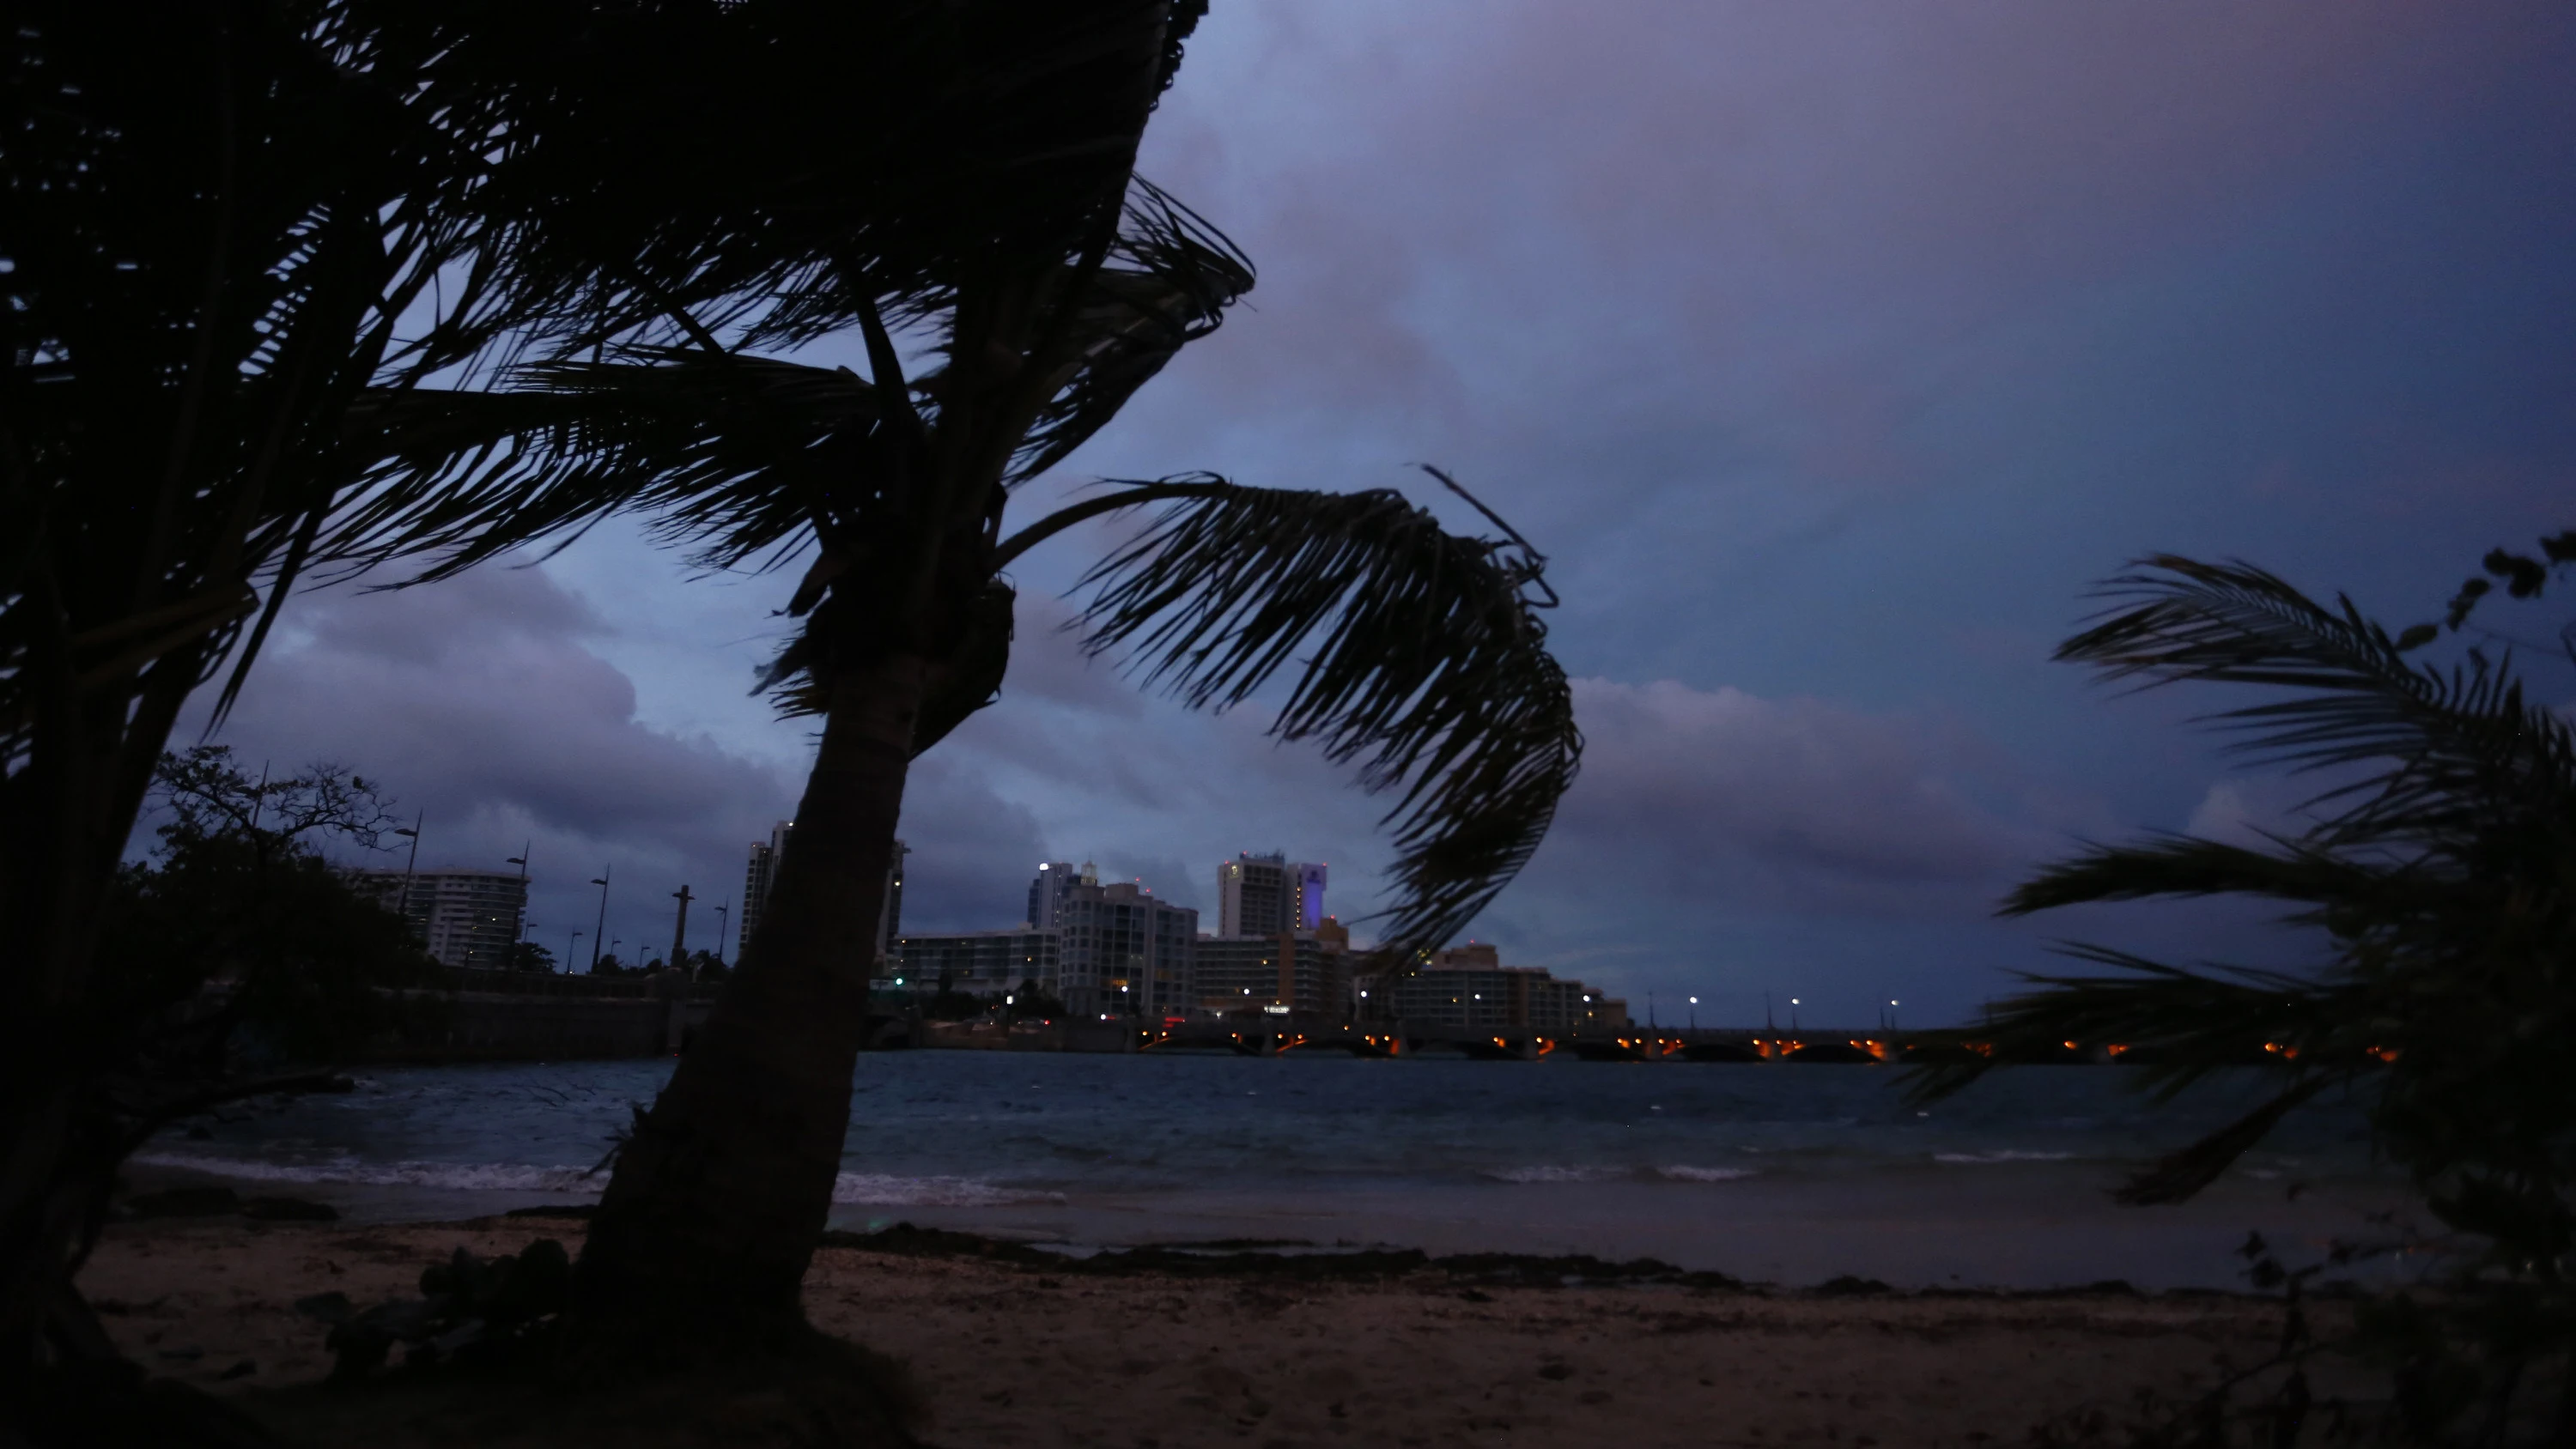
left=993, top=179, right=1255, bottom=486
left=324, top=350, right=888, bottom=582
left=2003, top=832, right=2451, bottom=925
left=2062, top=555, right=2576, bottom=851
left=1055, top=476, right=1580, bottom=955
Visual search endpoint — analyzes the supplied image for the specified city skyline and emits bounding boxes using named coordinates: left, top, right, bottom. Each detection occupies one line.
left=163, top=3, right=2576, bottom=1028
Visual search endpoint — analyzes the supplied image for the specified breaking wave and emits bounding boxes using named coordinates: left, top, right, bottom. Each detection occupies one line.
left=829, top=1173, right=1063, bottom=1208
left=1656, top=1165, right=1759, bottom=1183
left=131, top=1153, right=599, bottom=1192
left=136, top=1153, right=1060, bottom=1208
left=1482, top=1163, right=1759, bottom=1185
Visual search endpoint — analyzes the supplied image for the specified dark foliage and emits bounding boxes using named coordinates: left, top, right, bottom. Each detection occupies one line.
left=1912, top=546, right=2576, bottom=1443
left=102, top=747, right=430, bottom=1071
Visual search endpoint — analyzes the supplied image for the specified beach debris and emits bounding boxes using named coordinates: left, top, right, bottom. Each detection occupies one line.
left=295, top=1239, right=572, bottom=1379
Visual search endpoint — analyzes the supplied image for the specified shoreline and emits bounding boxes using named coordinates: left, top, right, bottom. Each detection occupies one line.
left=121, top=1149, right=2422, bottom=1295
left=81, top=1213, right=2344, bottom=1447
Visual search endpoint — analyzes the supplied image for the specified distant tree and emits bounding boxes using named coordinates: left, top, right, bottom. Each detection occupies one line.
left=507, top=941, right=558, bottom=974
left=101, top=747, right=430, bottom=1071
left=1914, top=537, right=2576, bottom=1442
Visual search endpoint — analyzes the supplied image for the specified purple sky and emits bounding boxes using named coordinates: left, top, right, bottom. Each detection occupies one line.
left=190, top=3, right=2576, bottom=1026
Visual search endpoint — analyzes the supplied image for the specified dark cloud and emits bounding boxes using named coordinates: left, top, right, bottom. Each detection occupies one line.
left=1530, top=677, right=2053, bottom=916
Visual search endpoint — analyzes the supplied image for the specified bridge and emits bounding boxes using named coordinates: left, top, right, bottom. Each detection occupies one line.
left=1044, top=1016, right=2102, bottom=1064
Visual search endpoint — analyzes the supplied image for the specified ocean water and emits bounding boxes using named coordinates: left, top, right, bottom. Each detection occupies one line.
left=136, top=1052, right=2417, bottom=1290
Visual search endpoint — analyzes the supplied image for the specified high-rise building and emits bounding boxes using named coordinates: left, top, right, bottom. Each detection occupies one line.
left=1054, top=876, right=1197, bottom=1018
left=361, top=869, right=526, bottom=970
left=739, top=821, right=906, bottom=969
left=877, top=840, right=908, bottom=967
left=1217, top=852, right=1326, bottom=937
left=738, top=820, right=792, bottom=959
left=1025, top=861, right=1080, bottom=931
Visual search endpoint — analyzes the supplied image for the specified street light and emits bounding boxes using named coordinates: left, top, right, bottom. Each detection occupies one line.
left=1688, top=995, right=1698, bottom=1030
left=569, top=929, right=584, bottom=966
left=1790, top=997, right=1801, bottom=1033
left=1889, top=999, right=1900, bottom=1032
left=589, top=867, right=611, bottom=973
left=711, top=898, right=730, bottom=970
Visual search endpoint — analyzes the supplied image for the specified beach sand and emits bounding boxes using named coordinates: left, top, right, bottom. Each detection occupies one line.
left=78, top=1214, right=2330, bottom=1447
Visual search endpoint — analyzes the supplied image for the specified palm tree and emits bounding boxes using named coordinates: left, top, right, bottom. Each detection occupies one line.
left=349, top=99, right=1582, bottom=1367
left=6, top=0, right=1193, bottom=1416
left=1911, top=551, right=2576, bottom=1439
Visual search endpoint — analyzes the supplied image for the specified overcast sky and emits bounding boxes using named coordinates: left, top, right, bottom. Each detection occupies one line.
left=189, top=2, right=2576, bottom=1027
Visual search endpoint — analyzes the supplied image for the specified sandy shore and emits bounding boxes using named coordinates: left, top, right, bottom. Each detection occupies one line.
left=75, top=1212, right=2336, bottom=1447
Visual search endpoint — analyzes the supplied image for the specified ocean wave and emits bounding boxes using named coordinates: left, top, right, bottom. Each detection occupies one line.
left=1931, top=1150, right=2075, bottom=1165
left=1481, top=1164, right=1628, bottom=1184
left=829, top=1173, right=1061, bottom=1207
left=132, top=1153, right=600, bottom=1192
left=1656, top=1165, right=1759, bottom=1183
left=136, top=1153, right=1063, bottom=1208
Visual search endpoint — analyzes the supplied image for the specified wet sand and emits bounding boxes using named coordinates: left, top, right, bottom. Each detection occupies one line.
left=81, top=1215, right=2329, bottom=1447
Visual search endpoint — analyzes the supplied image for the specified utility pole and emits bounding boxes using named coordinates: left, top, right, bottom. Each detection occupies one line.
left=589, top=866, right=611, bottom=973
left=670, top=884, right=695, bottom=977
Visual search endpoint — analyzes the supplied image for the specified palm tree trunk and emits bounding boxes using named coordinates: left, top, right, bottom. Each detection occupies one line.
left=565, top=648, right=927, bottom=1355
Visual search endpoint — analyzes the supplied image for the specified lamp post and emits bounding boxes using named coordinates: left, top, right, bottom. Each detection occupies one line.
left=569, top=929, right=584, bottom=967
left=392, top=811, right=424, bottom=944
left=589, top=866, right=611, bottom=973
left=1889, top=999, right=1899, bottom=1033
left=711, top=899, right=729, bottom=970
left=1688, top=995, right=1698, bottom=1031
left=1789, top=997, right=1801, bottom=1033
left=506, top=843, right=531, bottom=965
left=609, top=937, right=622, bottom=972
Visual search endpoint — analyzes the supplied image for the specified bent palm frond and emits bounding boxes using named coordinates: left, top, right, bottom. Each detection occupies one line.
left=993, top=179, right=1255, bottom=486
left=326, top=349, right=887, bottom=582
left=2063, top=555, right=2576, bottom=849
left=1036, top=475, right=1581, bottom=956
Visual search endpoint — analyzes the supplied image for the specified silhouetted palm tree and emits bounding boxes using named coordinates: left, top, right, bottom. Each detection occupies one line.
left=1913, top=552, right=2576, bottom=1439
left=360, top=195, right=1578, bottom=1373
left=6, top=0, right=1209, bottom=1417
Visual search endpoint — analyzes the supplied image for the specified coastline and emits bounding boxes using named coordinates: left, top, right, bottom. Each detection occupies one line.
left=82, top=1213, right=2338, bottom=1447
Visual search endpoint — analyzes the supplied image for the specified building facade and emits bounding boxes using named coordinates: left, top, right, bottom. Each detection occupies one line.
left=1025, top=860, right=1081, bottom=931
left=1217, top=852, right=1327, bottom=937
left=1362, top=958, right=1629, bottom=1034
left=738, top=820, right=791, bottom=959
left=1055, top=879, right=1197, bottom=1019
left=361, top=869, right=526, bottom=970
left=893, top=928, right=1060, bottom=997
left=739, top=821, right=905, bottom=971
left=1194, top=931, right=1351, bottom=1016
